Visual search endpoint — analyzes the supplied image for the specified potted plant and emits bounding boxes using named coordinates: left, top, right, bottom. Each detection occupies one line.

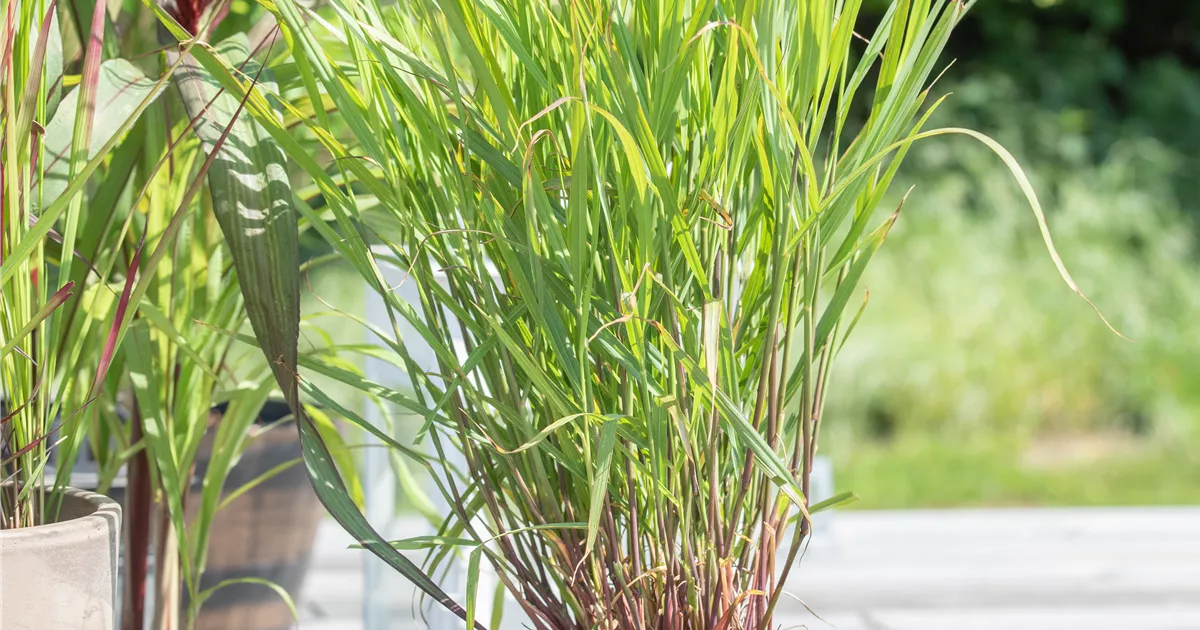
left=100, top=5, right=360, bottom=627
left=2, top=1, right=330, bottom=628
left=175, top=0, right=1114, bottom=628
left=0, top=0, right=168, bottom=625
left=88, top=10, right=340, bottom=629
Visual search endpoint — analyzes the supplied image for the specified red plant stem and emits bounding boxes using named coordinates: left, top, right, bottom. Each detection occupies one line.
left=625, top=455, right=644, bottom=622
left=602, top=504, right=637, bottom=630
left=122, top=399, right=151, bottom=630
left=1, top=150, right=5, bottom=264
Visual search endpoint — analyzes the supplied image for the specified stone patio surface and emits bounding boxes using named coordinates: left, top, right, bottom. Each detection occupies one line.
left=299, top=506, right=1200, bottom=629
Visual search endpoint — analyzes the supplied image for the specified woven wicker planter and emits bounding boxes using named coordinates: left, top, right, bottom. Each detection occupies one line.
left=185, top=402, right=324, bottom=630
left=0, top=487, right=122, bottom=630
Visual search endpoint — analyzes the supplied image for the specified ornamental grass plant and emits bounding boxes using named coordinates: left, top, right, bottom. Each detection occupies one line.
left=4, top=1, right=324, bottom=626
left=185, top=0, right=1111, bottom=628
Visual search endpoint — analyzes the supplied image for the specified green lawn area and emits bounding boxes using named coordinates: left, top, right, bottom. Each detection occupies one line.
left=834, top=436, right=1200, bottom=509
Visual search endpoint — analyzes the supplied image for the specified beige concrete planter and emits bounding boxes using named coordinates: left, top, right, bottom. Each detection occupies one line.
left=0, top=487, right=121, bottom=629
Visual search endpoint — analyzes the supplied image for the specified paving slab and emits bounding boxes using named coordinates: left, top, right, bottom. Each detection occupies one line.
left=867, top=605, right=1200, bottom=630
left=300, top=507, right=1200, bottom=629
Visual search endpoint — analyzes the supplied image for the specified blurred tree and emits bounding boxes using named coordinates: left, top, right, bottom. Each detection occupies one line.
left=865, top=0, right=1200, bottom=222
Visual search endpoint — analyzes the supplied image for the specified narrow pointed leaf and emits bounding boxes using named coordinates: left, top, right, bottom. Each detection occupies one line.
left=0, top=282, right=74, bottom=359
left=585, top=418, right=619, bottom=558
left=196, top=577, right=297, bottom=620
left=465, top=547, right=482, bottom=630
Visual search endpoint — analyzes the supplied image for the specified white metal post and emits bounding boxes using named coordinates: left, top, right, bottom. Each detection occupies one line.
left=363, top=262, right=504, bottom=630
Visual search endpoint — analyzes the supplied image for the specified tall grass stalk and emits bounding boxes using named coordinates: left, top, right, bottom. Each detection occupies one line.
left=0, top=0, right=85, bottom=529
left=210, top=0, right=1104, bottom=627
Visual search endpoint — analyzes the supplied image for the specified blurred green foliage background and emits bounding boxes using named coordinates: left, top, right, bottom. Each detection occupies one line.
left=826, top=0, right=1200, bottom=507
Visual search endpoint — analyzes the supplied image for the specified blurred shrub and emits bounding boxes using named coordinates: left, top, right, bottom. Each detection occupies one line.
left=892, top=0, right=1200, bottom=214
left=826, top=0, right=1200, bottom=455
left=824, top=115, right=1200, bottom=446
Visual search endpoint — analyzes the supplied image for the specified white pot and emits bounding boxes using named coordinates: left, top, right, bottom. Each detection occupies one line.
left=0, top=487, right=121, bottom=629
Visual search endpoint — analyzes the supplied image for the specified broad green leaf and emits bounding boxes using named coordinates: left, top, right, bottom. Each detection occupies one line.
left=296, top=410, right=481, bottom=626
left=171, top=38, right=300, bottom=401
left=308, top=405, right=365, bottom=510
left=38, top=59, right=160, bottom=210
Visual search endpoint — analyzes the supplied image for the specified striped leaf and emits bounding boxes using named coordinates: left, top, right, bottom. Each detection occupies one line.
left=171, top=33, right=480, bottom=627
left=38, top=59, right=161, bottom=210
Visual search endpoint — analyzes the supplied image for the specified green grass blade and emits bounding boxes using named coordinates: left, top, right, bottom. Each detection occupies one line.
left=196, top=577, right=298, bottom=621
left=465, top=546, right=482, bottom=630
left=584, top=417, right=619, bottom=558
